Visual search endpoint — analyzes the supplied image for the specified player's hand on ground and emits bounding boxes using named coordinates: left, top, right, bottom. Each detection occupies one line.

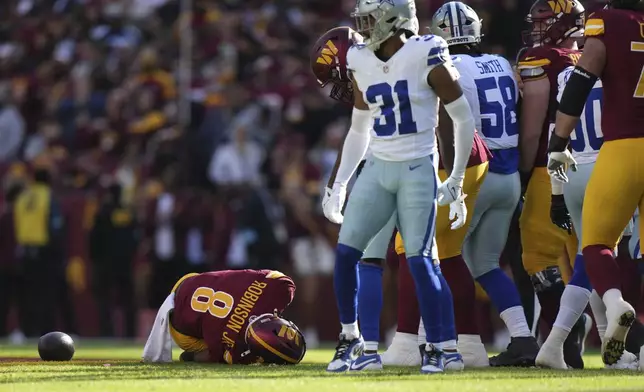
left=448, top=198, right=468, bottom=230
left=550, top=194, right=572, bottom=234
left=437, top=176, right=466, bottom=206
left=547, top=150, right=577, bottom=183
left=322, top=184, right=346, bottom=224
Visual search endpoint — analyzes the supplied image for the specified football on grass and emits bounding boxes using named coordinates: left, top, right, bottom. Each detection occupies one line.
left=38, top=331, right=75, bottom=361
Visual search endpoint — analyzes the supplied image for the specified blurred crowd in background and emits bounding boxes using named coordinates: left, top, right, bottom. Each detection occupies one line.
left=0, top=0, right=612, bottom=347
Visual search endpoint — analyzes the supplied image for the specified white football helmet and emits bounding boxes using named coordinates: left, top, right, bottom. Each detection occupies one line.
left=431, top=1, right=482, bottom=46
left=352, top=0, right=419, bottom=50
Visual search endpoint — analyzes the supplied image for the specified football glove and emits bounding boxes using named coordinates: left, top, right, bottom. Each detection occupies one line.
left=437, top=176, right=466, bottom=207
left=550, top=194, right=572, bottom=234
left=322, top=184, right=346, bottom=224
left=548, top=150, right=578, bottom=183
left=448, top=197, right=468, bottom=230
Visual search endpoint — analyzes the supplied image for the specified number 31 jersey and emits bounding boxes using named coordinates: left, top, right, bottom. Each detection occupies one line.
left=452, top=54, right=519, bottom=174
left=347, top=35, right=455, bottom=161
left=171, top=270, right=295, bottom=363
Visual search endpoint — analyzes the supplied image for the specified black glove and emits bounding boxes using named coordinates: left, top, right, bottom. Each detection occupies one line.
left=550, top=194, right=572, bottom=234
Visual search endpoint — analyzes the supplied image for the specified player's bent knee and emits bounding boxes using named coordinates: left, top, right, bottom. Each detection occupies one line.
left=470, top=259, right=498, bottom=280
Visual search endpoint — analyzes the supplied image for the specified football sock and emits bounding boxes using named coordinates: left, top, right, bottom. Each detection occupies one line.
left=334, top=244, right=362, bottom=326
left=569, top=255, right=592, bottom=290
left=583, top=245, right=621, bottom=297
left=441, top=255, right=478, bottom=335
left=499, top=307, right=532, bottom=338
left=364, top=342, right=379, bottom=353
left=477, top=268, right=531, bottom=337
left=589, top=289, right=607, bottom=342
left=358, top=262, right=383, bottom=350
left=436, top=264, right=457, bottom=342
left=407, top=255, right=444, bottom=344
left=549, top=285, right=591, bottom=345
left=397, top=253, right=421, bottom=334
left=341, top=322, right=360, bottom=341
left=437, top=339, right=458, bottom=351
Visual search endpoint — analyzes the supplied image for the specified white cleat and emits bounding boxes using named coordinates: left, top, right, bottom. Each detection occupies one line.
left=458, top=335, right=489, bottom=368
left=535, top=342, right=568, bottom=370
left=605, top=351, right=639, bottom=370
left=381, top=332, right=421, bottom=366
left=603, top=300, right=636, bottom=366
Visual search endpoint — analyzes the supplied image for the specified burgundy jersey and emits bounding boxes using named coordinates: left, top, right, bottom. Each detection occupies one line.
left=585, top=9, right=644, bottom=141
left=517, top=45, right=581, bottom=167
left=171, top=270, right=295, bottom=363
left=438, top=131, right=491, bottom=170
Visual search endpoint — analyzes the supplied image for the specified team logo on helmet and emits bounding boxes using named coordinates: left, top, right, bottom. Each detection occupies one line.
left=547, top=0, right=575, bottom=14
left=316, top=40, right=339, bottom=65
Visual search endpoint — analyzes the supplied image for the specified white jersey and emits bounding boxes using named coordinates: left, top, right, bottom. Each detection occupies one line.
left=453, top=53, right=519, bottom=173
left=556, top=66, right=604, bottom=165
left=347, top=34, right=455, bottom=161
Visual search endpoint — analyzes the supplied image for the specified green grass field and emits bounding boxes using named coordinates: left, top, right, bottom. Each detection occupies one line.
left=1, top=342, right=644, bottom=392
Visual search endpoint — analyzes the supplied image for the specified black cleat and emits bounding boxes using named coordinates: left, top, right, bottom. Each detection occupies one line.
left=489, top=336, right=539, bottom=367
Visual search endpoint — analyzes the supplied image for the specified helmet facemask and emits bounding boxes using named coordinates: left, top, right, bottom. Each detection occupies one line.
left=352, top=0, right=417, bottom=51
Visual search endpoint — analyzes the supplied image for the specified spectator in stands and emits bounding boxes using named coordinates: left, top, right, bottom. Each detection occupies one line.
left=0, top=81, right=24, bottom=163
left=14, top=166, right=75, bottom=336
left=146, top=166, right=187, bottom=307
left=208, top=121, right=264, bottom=188
left=90, top=183, right=139, bottom=338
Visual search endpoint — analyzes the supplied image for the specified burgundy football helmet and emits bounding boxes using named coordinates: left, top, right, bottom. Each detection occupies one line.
left=310, top=26, right=363, bottom=105
left=245, top=314, right=306, bottom=365
left=523, top=0, right=585, bottom=46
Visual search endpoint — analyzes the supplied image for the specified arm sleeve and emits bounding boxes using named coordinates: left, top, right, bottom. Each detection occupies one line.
left=334, top=108, right=371, bottom=186
left=443, top=95, right=475, bottom=181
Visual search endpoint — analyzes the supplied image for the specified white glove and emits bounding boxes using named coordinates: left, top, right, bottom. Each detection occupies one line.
left=448, top=197, right=467, bottom=230
left=437, top=176, right=466, bottom=206
left=547, top=150, right=577, bottom=183
left=322, top=185, right=346, bottom=224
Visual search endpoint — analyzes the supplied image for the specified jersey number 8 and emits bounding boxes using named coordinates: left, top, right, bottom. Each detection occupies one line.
left=190, top=287, right=235, bottom=319
left=366, top=80, right=418, bottom=137
left=475, top=75, right=518, bottom=139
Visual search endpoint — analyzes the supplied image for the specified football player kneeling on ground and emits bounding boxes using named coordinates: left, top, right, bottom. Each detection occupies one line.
left=142, top=269, right=306, bottom=365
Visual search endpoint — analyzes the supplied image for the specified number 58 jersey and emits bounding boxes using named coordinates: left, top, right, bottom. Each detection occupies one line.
left=170, top=270, right=295, bottom=363
left=452, top=54, right=519, bottom=174
left=347, top=35, right=455, bottom=161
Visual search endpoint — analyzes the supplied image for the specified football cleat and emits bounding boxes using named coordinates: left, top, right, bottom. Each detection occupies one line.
left=420, top=344, right=444, bottom=374
left=489, top=336, right=540, bottom=367
left=535, top=342, right=568, bottom=370
left=443, top=350, right=465, bottom=371
left=381, top=332, right=421, bottom=366
left=326, top=334, right=364, bottom=372
left=602, top=300, right=636, bottom=366
left=604, top=350, right=639, bottom=371
left=349, top=352, right=383, bottom=371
